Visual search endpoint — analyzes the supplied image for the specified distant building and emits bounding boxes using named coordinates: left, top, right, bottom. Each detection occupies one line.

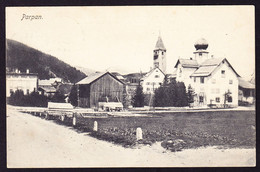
left=238, top=77, right=255, bottom=104
left=38, top=78, right=63, bottom=97
left=140, top=67, right=165, bottom=94
left=174, top=38, right=240, bottom=107
left=6, top=69, right=38, bottom=97
left=76, top=72, right=125, bottom=108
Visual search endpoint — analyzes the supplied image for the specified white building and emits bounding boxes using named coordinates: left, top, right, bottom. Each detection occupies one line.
left=141, top=67, right=165, bottom=94
left=6, top=69, right=38, bottom=97
left=174, top=38, right=240, bottom=107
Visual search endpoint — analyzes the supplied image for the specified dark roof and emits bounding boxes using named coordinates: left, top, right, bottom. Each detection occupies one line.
left=57, top=83, right=73, bottom=95
left=174, top=59, right=199, bottom=68
left=76, top=72, right=125, bottom=85
left=154, top=36, right=166, bottom=50
left=238, top=77, right=255, bottom=89
left=191, top=58, right=240, bottom=77
left=6, top=72, right=38, bottom=76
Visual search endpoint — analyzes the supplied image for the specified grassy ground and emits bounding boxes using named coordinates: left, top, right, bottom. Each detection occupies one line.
left=29, top=110, right=255, bottom=152
left=65, top=110, right=256, bottom=151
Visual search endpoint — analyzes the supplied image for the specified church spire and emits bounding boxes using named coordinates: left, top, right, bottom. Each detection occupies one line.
left=154, top=35, right=166, bottom=51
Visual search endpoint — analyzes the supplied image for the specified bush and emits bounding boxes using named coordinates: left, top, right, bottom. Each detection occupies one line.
left=7, top=89, right=48, bottom=107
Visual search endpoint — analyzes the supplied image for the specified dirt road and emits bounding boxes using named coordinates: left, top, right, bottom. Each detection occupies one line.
left=7, top=107, right=255, bottom=168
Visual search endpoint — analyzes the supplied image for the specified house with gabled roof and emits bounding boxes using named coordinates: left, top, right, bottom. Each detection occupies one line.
left=140, top=67, right=165, bottom=94
left=174, top=38, right=240, bottom=107
left=76, top=71, right=125, bottom=108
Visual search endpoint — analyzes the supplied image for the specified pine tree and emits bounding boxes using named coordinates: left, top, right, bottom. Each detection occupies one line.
left=187, top=84, right=195, bottom=107
left=132, top=84, right=145, bottom=107
left=68, top=84, right=78, bottom=107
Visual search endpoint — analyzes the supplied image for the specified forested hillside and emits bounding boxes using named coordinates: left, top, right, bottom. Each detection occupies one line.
left=6, top=39, right=86, bottom=83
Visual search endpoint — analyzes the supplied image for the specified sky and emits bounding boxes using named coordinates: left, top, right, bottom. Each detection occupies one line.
left=6, top=6, right=255, bottom=80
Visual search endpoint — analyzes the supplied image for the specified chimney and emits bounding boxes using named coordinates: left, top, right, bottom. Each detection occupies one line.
left=26, top=69, right=29, bottom=74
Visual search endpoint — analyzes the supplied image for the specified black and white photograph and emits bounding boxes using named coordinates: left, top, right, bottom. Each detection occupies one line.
left=6, top=6, right=255, bottom=167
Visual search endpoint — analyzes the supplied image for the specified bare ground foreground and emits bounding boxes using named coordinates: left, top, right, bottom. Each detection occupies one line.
left=7, top=107, right=255, bottom=168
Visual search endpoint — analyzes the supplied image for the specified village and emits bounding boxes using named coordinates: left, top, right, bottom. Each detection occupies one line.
left=6, top=36, right=255, bottom=111
left=5, top=6, right=256, bottom=167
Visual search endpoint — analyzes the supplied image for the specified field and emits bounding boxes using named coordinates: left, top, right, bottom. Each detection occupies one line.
left=52, top=110, right=255, bottom=152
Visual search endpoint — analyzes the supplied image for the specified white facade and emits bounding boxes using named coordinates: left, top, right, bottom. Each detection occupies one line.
left=175, top=64, right=197, bottom=87
left=6, top=73, right=38, bottom=97
left=141, top=68, right=165, bottom=94
left=190, top=61, right=239, bottom=107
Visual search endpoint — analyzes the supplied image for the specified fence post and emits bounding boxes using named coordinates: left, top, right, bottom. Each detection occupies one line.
left=45, top=113, right=49, bottom=120
left=73, top=114, right=76, bottom=126
left=93, top=121, right=98, bottom=131
left=61, top=115, right=65, bottom=122
left=136, top=127, right=143, bottom=140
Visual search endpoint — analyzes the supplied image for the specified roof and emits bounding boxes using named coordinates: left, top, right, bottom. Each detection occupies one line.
left=76, top=72, right=125, bottom=85
left=174, top=58, right=199, bottom=68
left=238, top=77, right=255, bottom=89
left=141, top=67, right=165, bottom=80
left=191, top=58, right=240, bottom=77
left=6, top=72, right=38, bottom=76
left=154, top=36, right=166, bottom=50
left=38, top=86, right=57, bottom=93
left=57, top=83, right=73, bottom=95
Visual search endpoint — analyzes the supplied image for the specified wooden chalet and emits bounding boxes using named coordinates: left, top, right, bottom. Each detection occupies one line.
left=76, top=72, right=125, bottom=108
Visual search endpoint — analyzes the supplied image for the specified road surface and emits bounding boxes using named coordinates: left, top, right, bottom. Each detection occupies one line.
left=7, top=106, right=255, bottom=168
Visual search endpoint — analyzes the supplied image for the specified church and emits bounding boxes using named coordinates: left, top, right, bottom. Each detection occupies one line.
left=141, top=36, right=241, bottom=108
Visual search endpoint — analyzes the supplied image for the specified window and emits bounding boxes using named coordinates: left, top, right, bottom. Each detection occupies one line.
left=200, top=77, right=204, bottom=84
left=146, top=82, right=150, bottom=85
left=162, top=52, right=164, bottom=55
left=221, top=70, right=225, bottom=78
left=179, top=68, right=182, bottom=77
left=199, top=53, right=202, bottom=56
left=194, top=77, right=196, bottom=83
left=199, top=96, right=204, bottom=103
left=155, top=75, right=159, bottom=78
left=228, top=96, right=232, bottom=102
left=147, top=88, right=150, bottom=91
left=229, top=79, right=233, bottom=84
left=27, top=89, right=29, bottom=95
left=216, top=97, right=220, bottom=103
left=212, top=79, right=216, bottom=84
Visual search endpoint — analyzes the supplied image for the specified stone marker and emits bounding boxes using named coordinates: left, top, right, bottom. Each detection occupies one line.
left=136, top=127, right=143, bottom=140
left=61, top=115, right=65, bottom=122
left=39, top=112, right=42, bottom=117
left=73, top=115, right=76, bottom=126
left=45, top=113, right=49, bottom=119
left=93, top=121, right=98, bottom=131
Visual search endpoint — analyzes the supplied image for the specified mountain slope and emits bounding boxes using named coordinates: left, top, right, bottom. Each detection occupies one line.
left=6, top=39, right=87, bottom=83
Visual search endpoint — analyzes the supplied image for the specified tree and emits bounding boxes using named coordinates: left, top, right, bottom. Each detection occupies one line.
left=51, top=91, right=66, bottom=103
left=132, top=84, right=145, bottom=107
left=153, top=79, right=188, bottom=107
left=68, top=85, right=78, bottom=107
left=187, top=84, right=195, bottom=107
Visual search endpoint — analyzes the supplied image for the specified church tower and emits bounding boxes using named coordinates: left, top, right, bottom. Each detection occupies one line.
left=193, top=38, right=209, bottom=65
left=153, top=35, right=166, bottom=73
